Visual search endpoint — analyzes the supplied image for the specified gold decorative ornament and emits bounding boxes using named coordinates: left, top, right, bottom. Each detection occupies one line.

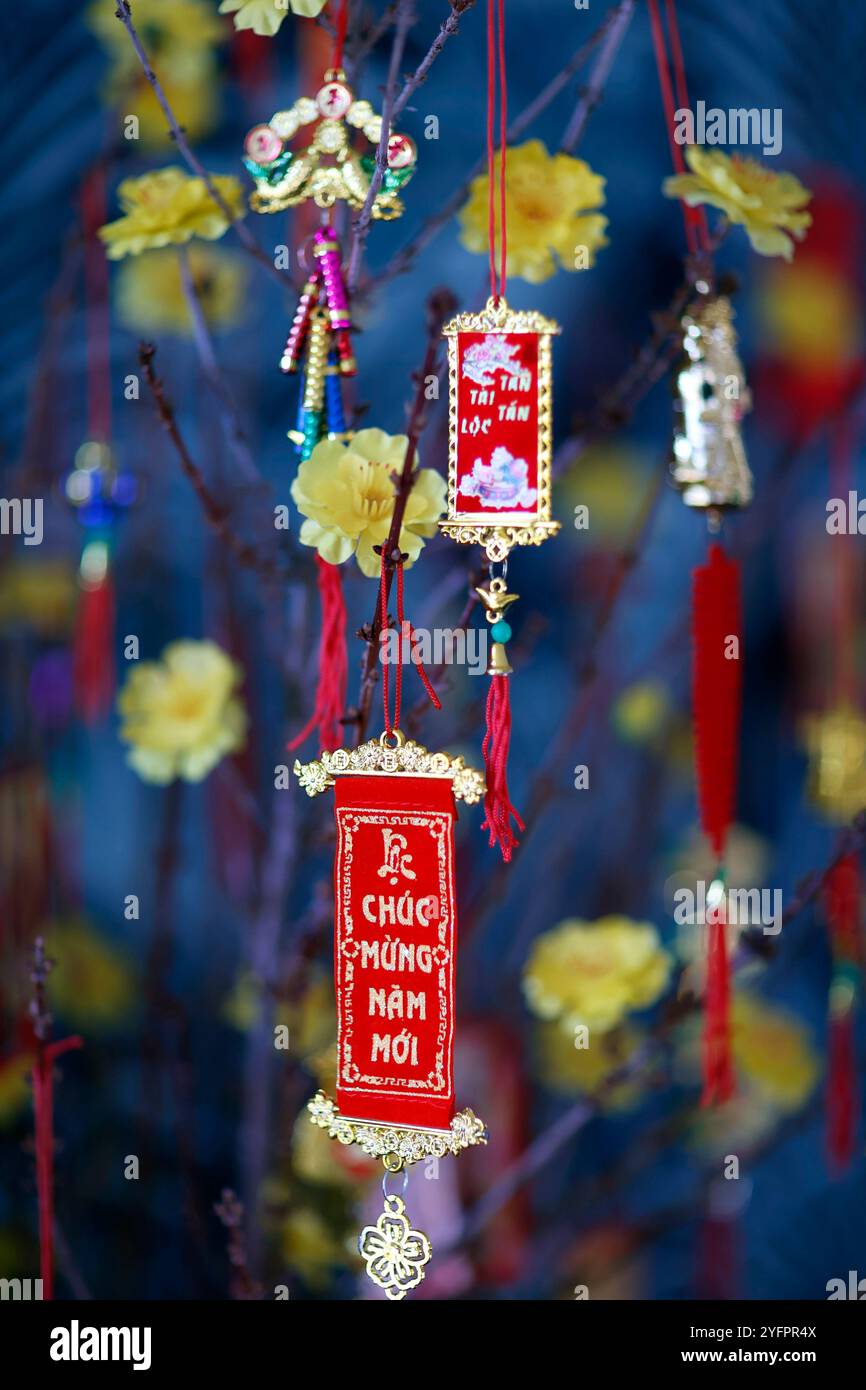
left=358, top=1193, right=432, bottom=1301
left=293, top=731, right=486, bottom=803
left=440, top=297, right=560, bottom=561
left=671, top=294, right=754, bottom=510
left=242, top=67, right=417, bottom=217
left=476, top=577, right=519, bottom=676
left=307, top=1090, right=488, bottom=1165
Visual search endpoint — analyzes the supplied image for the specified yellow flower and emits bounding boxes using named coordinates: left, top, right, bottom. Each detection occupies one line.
left=89, top=0, right=225, bottom=147
left=757, top=261, right=863, bottom=370
left=291, top=1109, right=379, bottom=1187
left=281, top=1208, right=348, bottom=1287
left=118, top=639, right=247, bottom=784
left=731, top=993, right=819, bottom=1113
left=534, top=1021, right=647, bottom=1109
left=220, top=0, right=326, bottom=36
left=612, top=680, right=671, bottom=745
left=0, top=561, right=77, bottom=637
left=115, top=245, right=249, bottom=335
left=663, top=147, right=812, bottom=260
left=100, top=167, right=245, bottom=260
left=0, top=1053, right=32, bottom=1128
left=523, top=917, right=672, bottom=1035
left=291, top=429, right=445, bottom=578
left=458, top=139, right=608, bottom=283
left=46, top=918, right=136, bottom=1030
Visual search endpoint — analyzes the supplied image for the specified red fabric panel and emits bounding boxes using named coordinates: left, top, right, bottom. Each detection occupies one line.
left=453, top=330, right=541, bottom=520
left=333, top=775, right=458, bottom=1130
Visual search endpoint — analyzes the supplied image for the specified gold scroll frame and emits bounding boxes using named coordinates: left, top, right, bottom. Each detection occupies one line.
left=440, top=296, right=561, bottom=563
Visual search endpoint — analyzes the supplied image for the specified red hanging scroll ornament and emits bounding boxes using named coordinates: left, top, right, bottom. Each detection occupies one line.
left=650, top=0, right=752, bottom=1104
left=439, top=0, right=560, bottom=862
left=294, top=559, right=487, bottom=1301
left=240, top=0, right=417, bottom=754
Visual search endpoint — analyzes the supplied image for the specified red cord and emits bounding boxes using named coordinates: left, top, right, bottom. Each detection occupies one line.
left=331, top=0, right=349, bottom=70
left=647, top=0, right=710, bottom=257
left=380, top=550, right=441, bottom=738
left=830, top=419, right=857, bottom=706
left=486, top=0, right=507, bottom=302
left=81, top=167, right=111, bottom=441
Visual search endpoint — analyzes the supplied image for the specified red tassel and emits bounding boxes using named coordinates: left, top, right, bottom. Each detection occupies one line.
left=288, top=556, right=347, bottom=754
left=826, top=1012, right=857, bottom=1171
left=692, top=544, right=742, bottom=861
left=701, top=909, right=735, bottom=1106
left=823, top=856, right=861, bottom=1172
left=481, top=674, right=524, bottom=862
left=693, top=543, right=742, bottom=1105
left=73, top=572, right=115, bottom=725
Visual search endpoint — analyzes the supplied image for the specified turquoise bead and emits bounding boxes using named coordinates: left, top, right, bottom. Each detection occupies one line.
left=491, top=620, right=512, bottom=643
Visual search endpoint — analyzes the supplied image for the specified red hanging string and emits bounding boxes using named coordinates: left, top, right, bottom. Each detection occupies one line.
left=331, top=0, right=349, bottom=71
left=486, top=0, right=507, bottom=302
left=830, top=419, right=857, bottom=707
left=379, top=550, right=441, bottom=738
left=81, top=166, right=111, bottom=442
left=32, top=1035, right=83, bottom=1299
left=693, top=543, right=742, bottom=1105
left=646, top=0, right=710, bottom=258
left=823, top=855, right=861, bottom=1172
left=288, top=555, right=348, bottom=754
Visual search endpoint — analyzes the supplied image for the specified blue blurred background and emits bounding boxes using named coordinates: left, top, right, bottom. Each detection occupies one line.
left=1, top=0, right=865, bottom=1300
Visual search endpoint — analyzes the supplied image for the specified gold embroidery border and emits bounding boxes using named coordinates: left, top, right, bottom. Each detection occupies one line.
left=293, top=736, right=485, bottom=803
left=440, top=297, right=561, bottom=562
left=308, top=1090, right=487, bottom=1167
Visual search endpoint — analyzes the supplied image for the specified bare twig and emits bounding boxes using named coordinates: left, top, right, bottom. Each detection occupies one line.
left=138, top=343, right=289, bottom=586
left=374, top=7, right=620, bottom=291
left=113, top=2, right=289, bottom=290
left=559, top=0, right=637, bottom=154
left=346, top=0, right=416, bottom=293
left=177, top=249, right=262, bottom=486
left=214, top=1189, right=264, bottom=1299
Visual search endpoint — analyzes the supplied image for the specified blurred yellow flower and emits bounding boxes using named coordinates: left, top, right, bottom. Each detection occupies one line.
left=115, top=245, right=249, bottom=335
left=46, top=919, right=136, bottom=1030
left=757, top=261, right=863, bottom=370
left=100, top=168, right=245, bottom=260
left=291, top=429, right=445, bottom=578
left=291, top=1109, right=379, bottom=1187
left=89, top=0, right=225, bottom=147
left=220, top=0, right=327, bottom=36
left=223, top=968, right=334, bottom=1062
left=612, top=680, right=672, bottom=745
left=118, top=640, right=247, bottom=784
left=534, top=1021, right=646, bottom=1110
left=0, top=1053, right=32, bottom=1128
left=731, top=993, right=819, bottom=1113
left=523, top=916, right=672, bottom=1035
left=0, top=561, right=77, bottom=636
left=802, top=705, right=866, bottom=823
left=663, top=148, right=811, bottom=260
left=281, top=1207, right=349, bottom=1287
left=458, top=139, right=608, bottom=283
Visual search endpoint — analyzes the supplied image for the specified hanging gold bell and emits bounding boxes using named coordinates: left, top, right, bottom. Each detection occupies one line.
left=671, top=295, right=753, bottom=510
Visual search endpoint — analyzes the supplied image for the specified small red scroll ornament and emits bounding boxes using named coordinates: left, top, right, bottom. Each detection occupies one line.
left=440, top=297, right=560, bottom=563
left=334, top=774, right=456, bottom=1130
